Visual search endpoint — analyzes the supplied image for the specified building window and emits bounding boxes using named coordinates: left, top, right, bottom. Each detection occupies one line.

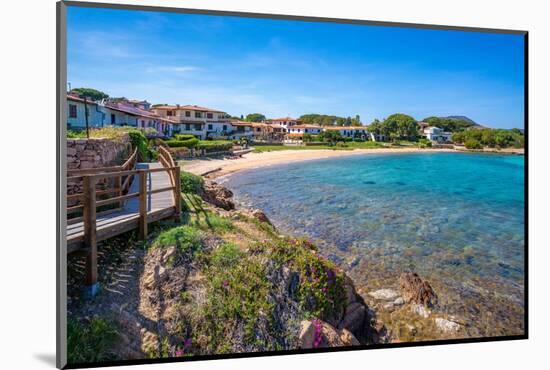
left=223, top=125, right=227, bottom=131
left=185, top=124, right=191, bottom=131
left=195, top=111, right=202, bottom=118
left=69, top=104, right=77, bottom=118
left=167, top=110, right=174, bottom=116
left=208, top=124, right=213, bottom=130
left=111, top=114, right=115, bottom=125
left=207, top=113, right=213, bottom=119
left=194, top=124, right=202, bottom=131
left=185, top=111, right=191, bottom=117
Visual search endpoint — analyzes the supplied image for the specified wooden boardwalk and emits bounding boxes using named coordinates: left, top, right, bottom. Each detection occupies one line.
left=66, top=146, right=181, bottom=292
left=66, top=162, right=177, bottom=252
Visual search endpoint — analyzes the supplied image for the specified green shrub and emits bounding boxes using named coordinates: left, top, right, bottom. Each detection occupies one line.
left=465, top=138, right=483, bottom=149
left=210, top=243, right=242, bottom=267
left=128, top=130, right=155, bottom=161
left=265, top=238, right=346, bottom=319
left=418, top=138, right=432, bottom=148
left=200, top=252, right=272, bottom=352
left=197, top=213, right=235, bottom=233
left=196, top=141, right=233, bottom=152
left=174, top=134, right=197, bottom=141
left=166, top=138, right=199, bottom=148
left=67, top=318, right=119, bottom=364
left=180, top=171, right=203, bottom=194
left=335, top=141, right=348, bottom=148
left=152, top=225, right=203, bottom=256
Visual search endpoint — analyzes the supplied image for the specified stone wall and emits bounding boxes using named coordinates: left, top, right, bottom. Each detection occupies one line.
left=67, top=136, right=131, bottom=170
left=67, top=136, right=132, bottom=205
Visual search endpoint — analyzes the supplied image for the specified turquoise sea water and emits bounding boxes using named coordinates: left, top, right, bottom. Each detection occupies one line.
left=223, top=152, right=525, bottom=300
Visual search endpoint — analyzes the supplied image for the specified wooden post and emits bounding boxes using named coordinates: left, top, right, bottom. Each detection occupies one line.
left=139, top=170, right=148, bottom=240
left=114, top=175, right=122, bottom=209
left=174, top=166, right=181, bottom=220
left=83, top=175, right=98, bottom=295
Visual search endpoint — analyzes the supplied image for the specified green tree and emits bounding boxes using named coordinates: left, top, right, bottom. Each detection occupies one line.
left=70, top=87, right=109, bottom=101
left=319, top=130, right=342, bottom=146
left=383, top=113, right=418, bottom=140
left=245, top=113, right=266, bottom=122
left=422, top=116, right=473, bottom=132
left=465, top=138, right=483, bottom=149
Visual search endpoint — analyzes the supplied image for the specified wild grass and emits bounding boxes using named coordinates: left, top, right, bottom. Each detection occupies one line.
left=67, top=318, right=119, bottom=364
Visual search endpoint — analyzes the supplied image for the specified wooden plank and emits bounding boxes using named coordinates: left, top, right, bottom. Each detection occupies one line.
left=95, top=192, right=139, bottom=207
left=83, top=176, right=98, bottom=286
left=174, top=166, right=181, bottom=218
left=139, top=170, right=147, bottom=240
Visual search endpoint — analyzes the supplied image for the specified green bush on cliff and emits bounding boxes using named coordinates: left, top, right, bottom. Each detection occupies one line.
left=266, top=238, right=346, bottom=319
left=198, top=247, right=272, bottom=353
left=152, top=225, right=203, bottom=256
left=180, top=171, right=204, bottom=194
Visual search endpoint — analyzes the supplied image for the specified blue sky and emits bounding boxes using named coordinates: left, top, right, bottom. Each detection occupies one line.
left=67, top=7, right=525, bottom=128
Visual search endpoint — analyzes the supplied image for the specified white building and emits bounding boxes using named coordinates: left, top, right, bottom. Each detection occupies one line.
left=424, top=126, right=452, bottom=142
left=323, top=126, right=369, bottom=139
left=104, top=102, right=178, bottom=137
left=66, top=94, right=106, bottom=130
left=151, top=104, right=231, bottom=139
left=267, top=117, right=300, bottom=132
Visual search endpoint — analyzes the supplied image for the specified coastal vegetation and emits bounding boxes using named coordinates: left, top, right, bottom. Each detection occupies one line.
left=300, top=114, right=362, bottom=126
left=368, top=113, right=419, bottom=141
left=67, top=318, right=119, bottom=363
left=67, top=171, right=375, bottom=362
left=452, top=128, right=524, bottom=148
left=69, top=87, right=109, bottom=101
left=244, top=113, right=266, bottom=122
left=422, top=116, right=476, bottom=132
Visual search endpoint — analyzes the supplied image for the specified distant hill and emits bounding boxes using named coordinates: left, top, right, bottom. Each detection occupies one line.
left=443, top=116, right=483, bottom=128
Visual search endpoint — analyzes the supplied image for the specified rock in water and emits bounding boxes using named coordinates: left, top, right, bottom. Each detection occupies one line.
left=200, top=181, right=235, bottom=210
left=398, top=272, right=438, bottom=307
left=434, top=317, right=461, bottom=333
left=368, top=288, right=401, bottom=301
left=250, top=209, right=273, bottom=225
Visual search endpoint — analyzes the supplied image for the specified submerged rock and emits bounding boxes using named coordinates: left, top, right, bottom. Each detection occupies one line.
left=399, top=272, right=438, bottom=307
left=368, top=288, right=401, bottom=301
left=434, top=317, right=462, bottom=333
left=200, top=181, right=235, bottom=210
left=410, top=303, right=431, bottom=318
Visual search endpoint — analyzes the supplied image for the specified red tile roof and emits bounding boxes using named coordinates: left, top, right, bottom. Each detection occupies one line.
left=152, top=104, right=225, bottom=113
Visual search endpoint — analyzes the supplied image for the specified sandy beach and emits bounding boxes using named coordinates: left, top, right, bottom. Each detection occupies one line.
left=179, top=147, right=457, bottom=178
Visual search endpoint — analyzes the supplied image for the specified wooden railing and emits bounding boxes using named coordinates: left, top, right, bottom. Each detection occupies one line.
left=66, top=148, right=138, bottom=223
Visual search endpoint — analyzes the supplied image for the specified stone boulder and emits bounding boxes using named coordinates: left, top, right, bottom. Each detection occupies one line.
left=298, top=320, right=360, bottom=349
left=199, top=181, right=235, bottom=210
left=249, top=209, right=273, bottom=225
left=398, top=272, right=438, bottom=307
left=338, top=302, right=366, bottom=337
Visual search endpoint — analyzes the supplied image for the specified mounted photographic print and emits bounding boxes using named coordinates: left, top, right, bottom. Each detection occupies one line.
left=56, top=1, right=527, bottom=368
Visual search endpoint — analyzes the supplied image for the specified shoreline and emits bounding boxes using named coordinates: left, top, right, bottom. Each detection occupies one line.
left=179, top=146, right=523, bottom=180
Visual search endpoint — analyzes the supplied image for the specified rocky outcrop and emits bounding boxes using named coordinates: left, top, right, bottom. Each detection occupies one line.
left=298, top=320, right=360, bottom=349
left=399, top=273, right=438, bottom=308
left=249, top=209, right=273, bottom=225
left=199, top=181, right=235, bottom=210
